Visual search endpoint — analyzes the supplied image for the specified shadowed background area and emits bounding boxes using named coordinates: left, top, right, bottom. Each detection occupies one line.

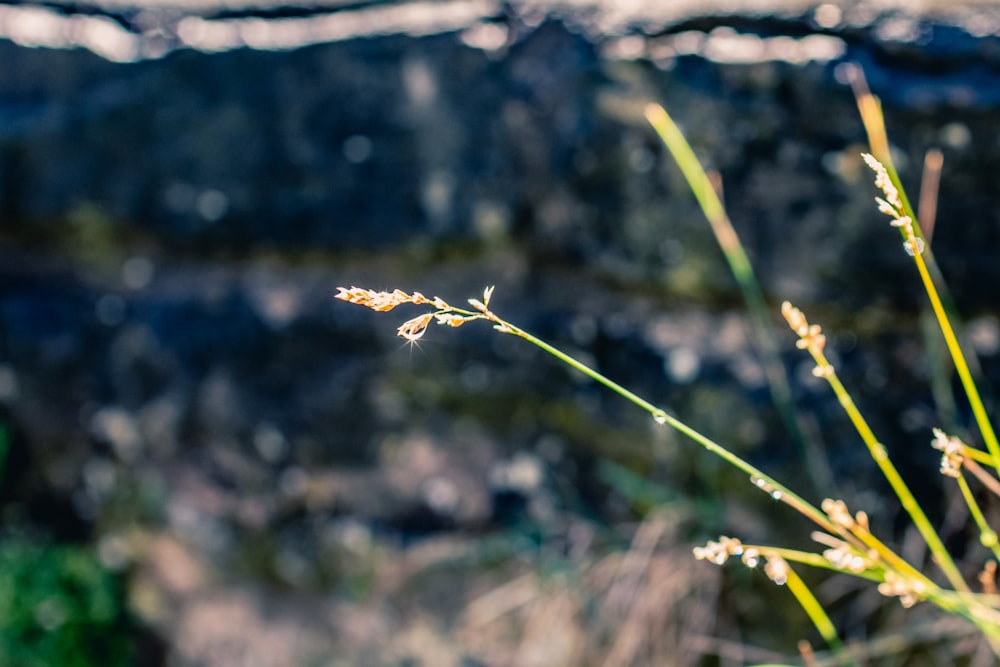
left=2, top=1, right=1000, bottom=664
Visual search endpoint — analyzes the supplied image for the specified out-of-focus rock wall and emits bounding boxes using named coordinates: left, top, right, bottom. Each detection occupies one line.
left=2, top=3, right=1000, bottom=661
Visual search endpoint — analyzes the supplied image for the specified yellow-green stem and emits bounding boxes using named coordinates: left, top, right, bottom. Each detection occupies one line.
left=849, top=63, right=1000, bottom=472
left=956, top=473, right=1000, bottom=562
left=909, top=247, right=1000, bottom=471
left=499, top=321, right=837, bottom=534
left=644, top=102, right=829, bottom=490
left=820, top=367, right=969, bottom=593
left=964, top=458, right=1000, bottom=497
left=781, top=562, right=853, bottom=664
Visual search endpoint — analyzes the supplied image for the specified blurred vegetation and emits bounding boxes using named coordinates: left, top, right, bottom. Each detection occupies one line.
left=0, top=424, right=135, bottom=667
left=0, top=534, right=135, bottom=667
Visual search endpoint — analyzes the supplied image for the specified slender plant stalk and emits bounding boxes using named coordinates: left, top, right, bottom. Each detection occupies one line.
left=965, top=458, right=1000, bottom=496
left=337, top=286, right=1000, bottom=650
left=780, top=564, right=852, bottom=664
left=909, top=244, right=1000, bottom=471
left=338, top=89, right=1000, bottom=650
left=955, top=473, right=1000, bottom=562
left=644, top=102, right=832, bottom=492
left=918, top=149, right=944, bottom=244
left=506, top=320, right=841, bottom=532
left=646, top=96, right=1000, bottom=648
left=832, top=370, right=966, bottom=590
left=784, top=301, right=969, bottom=593
left=917, top=150, right=960, bottom=431
left=334, top=286, right=839, bottom=532
left=845, top=63, right=1000, bottom=472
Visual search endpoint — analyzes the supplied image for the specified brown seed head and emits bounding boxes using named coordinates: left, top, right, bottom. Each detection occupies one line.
left=763, top=553, right=789, bottom=585
left=397, top=313, right=435, bottom=341
left=335, top=286, right=413, bottom=312
left=693, top=536, right=744, bottom=565
left=782, top=301, right=827, bottom=358
left=931, top=428, right=965, bottom=478
left=861, top=153, right=902, bottom=211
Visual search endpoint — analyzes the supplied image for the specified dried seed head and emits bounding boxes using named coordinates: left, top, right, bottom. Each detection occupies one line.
left=335, top=286, right=457, bottom=314
left=822, top=498, right=857, bottom=530
left=860, top=154, right=929, bottom=256
left=435, top=313, right=474, bottom=328
left=903, top=237, right=925, bottom=256
left=335, top=287, right=417, bottom=312
left=763, top=554, right=789, bottom=585
left=931, top=428, right=965, bottom=478
left=396, top=313, right=435, bottom=341
left=862, top=153, right=902, bottom=211
left=824, top=547, right=872, bottom=573
left=811, top=365, right=834, bottom=379
left=877, top=570, right=926, bottom=608
left=335, top=284, right=507, bottom=342
left=979, top=560, right=997, bottom=596
left=875, top=197, right=896, bottom=216
left=741, top=547, right=761, bottom=568
left=782, top=302, right=827, bottom=358
left=694, top=536, right=744, bottom=565
left=814, top=531, right=876, bottom=573
left=781, top=300, right=808, bottom=334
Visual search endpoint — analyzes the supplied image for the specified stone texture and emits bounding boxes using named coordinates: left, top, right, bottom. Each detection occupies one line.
left=3, top=3, right=1000, bottom=663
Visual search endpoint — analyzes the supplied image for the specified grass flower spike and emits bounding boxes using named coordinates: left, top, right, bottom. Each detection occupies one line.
left=862, top=153, right=925, bottom=256
left=931, top=428, right=966, bottom=479
left=337, top=90, right=1000, bottom=658
left=781, top=301, right=832, bottom=379
left=334, top=286, right=496, bottom=341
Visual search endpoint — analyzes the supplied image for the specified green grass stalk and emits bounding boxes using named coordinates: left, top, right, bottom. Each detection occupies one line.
left=846, top=64, right=1000, bottom=472
left=956, top=473, right=1000, bottom=562
left=909, top=243, right=1000, bottom=471
left=502, top=319, right=839, bottom=533
left=781, top=300, right=976, bottom=605
left=644, top=102, right=831, bottom=491
left=780, top=563, right=852, bottom=664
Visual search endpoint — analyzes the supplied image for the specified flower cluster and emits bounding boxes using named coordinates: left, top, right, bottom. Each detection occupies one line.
left=693, top=536, right=746, bottom=565
left=763, top=554, right=790, bottom=586
left=878, top=570, right=927, bottom=608
left=781, top=301, right=832, bottom=377
left=862, top=152, right=925, bottom=256
left=814, top=531, right=874, bottom=574
left=334, top=286, right=449, bottom=312
left=930, top=428, right=966, bottom=478
left=810, top=500, right=883, bottom=575
left=695, top=537, right=794, bottom=584
left=335, top=286, right=499, bottom=342
left=822, top=498, right=869, bottom=532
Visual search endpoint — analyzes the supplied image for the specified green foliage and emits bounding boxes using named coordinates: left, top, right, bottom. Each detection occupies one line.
left=0, top=536, right=134, bottom=667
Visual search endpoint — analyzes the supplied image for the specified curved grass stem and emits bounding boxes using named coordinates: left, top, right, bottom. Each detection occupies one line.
left=781, top=563, right=852, bottom=664
left=847, top=63, right=1000, bottom=473
left=498, top=319, right=838, bottom=534
left=644, top=102, right=831, bottom=492
left=782, top=302, right=970, bottom=594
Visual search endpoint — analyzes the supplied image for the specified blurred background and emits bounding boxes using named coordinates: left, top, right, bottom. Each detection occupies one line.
left=2, top=0, right=1000, bottom=664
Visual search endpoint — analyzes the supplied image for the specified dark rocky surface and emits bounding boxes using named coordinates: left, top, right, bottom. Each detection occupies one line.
left=3, top=1, right=1000, bottom=664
